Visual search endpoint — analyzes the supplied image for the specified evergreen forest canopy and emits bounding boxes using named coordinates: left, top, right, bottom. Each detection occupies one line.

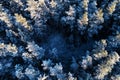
left=0, top=0, right=120, bottom=80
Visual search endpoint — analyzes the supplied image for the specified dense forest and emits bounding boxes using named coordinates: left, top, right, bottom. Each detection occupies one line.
left=0, top=0, right=120, bottom=80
